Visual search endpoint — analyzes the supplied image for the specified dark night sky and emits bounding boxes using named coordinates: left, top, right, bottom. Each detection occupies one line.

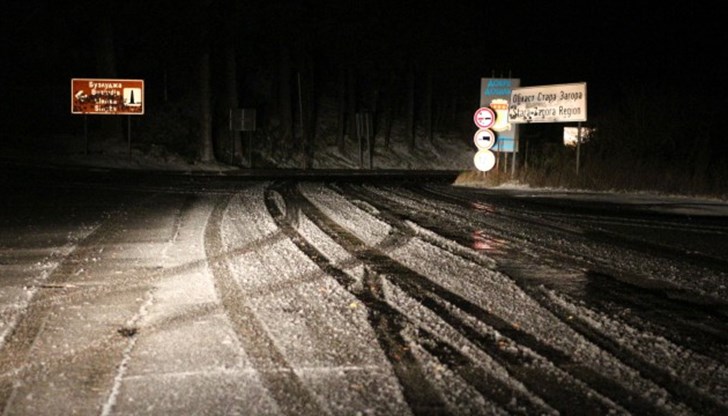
left=1, top=1, right=726, bottom=126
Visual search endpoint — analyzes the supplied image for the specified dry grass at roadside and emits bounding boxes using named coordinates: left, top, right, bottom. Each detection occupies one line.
left=454, top=165, right=728, bottom=201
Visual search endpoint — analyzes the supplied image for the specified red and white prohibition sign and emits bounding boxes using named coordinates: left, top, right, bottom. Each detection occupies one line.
left=473, top=107, right=496, bottom=129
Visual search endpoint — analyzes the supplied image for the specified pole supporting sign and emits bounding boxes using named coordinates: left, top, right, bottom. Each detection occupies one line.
left=472, top=108, right=497, bottom=172
left=71, top=78, right=144, bottom=115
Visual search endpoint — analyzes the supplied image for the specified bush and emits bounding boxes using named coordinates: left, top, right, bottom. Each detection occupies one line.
left=463, top=87, right=726, bottom=199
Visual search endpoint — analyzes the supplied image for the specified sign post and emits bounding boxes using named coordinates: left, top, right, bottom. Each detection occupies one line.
left=71, top=78, right=145, bottom=158
left=472, top=108, right=497, bottom=172
left=510, top=82, right=589, bottom=175
left=576, top=122, right=582, bottom=175
left=229, top=108, right=257, bottom=168
left=480, top=78, right=520, bottom=176
left=84, top=114, right=88, bottom=155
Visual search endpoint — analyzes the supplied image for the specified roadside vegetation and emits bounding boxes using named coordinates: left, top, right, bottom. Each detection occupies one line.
left=457, top=87, right=727, bottom=200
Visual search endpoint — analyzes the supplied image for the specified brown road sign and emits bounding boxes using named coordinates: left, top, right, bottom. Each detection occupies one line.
left=71, top=78, right=144, bottom=115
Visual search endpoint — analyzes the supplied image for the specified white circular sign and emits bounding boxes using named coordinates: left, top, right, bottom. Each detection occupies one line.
left=473, top=128, right=496, bottom=150
left=473, top=149, right=496, bottom=172
left=473, top=107, right=496, bottom=129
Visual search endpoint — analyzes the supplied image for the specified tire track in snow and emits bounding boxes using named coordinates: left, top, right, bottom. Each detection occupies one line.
left=377, top=183, right=728, bottom=346
left=0, top=191, right=183, bottom=413
left=271, top=181, right=626, bottom=415
left=0, top=205, right=136, bottom=411
left=408, top=184, right=728, bottom=355
left=265, top=184, right=458, bottom=415
left=415, top=184, right=728, bottom=307
left=204, top=194, right=325, bottom=416
left=337, top=183, right=678, bottom=415
left=347, top=182, right=728, bottom=415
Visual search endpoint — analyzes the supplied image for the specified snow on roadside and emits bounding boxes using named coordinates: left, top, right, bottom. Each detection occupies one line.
left=469, top=181, right=728, bottom=216
left=298, top=183, right=392, bottom=247
left=218, top=184, right=412, bottom=414
left=543, top=287, right=728, bottom=407
left=302, top=181, right=697, bottom=414
left=0, top=225, right=99, bottom=350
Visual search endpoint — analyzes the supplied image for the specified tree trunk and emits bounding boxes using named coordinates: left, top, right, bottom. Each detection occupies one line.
left=347, top=68, right=357, bottom=141
left=450, top=95, right=459, bottom=136
left=301, top=58, right=317, bottom=168
left=223, top=44, right=242, bottom=163
left=336, top=66, right=346, bottom=153
left=425, top=68, right=433, bottom=145
left=297, top=72, right=307, bottom=169
left=94, top=12, right=123, bottom=142
left=383, top=72, right=397, bottom=149
left=406, top=66, right=415, bottom=151
left=370, top=86, right=380, bottom=149
left=434, top=93, right=446, bottom=134
left=198, top=50, right=215, bottom=162
left=278, top=46, right=293, bottom=159
left=689, top=127, right=711, bottom=188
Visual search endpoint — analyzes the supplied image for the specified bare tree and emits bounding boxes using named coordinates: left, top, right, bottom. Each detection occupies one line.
left=425, top=67, right=433, bottom=145
left=337, top=66, right=347, bottom=153
left=278, top=45, right=294, bottom=159
left=382, top=72, right=398, bottom=149
left=197, top=1, right=215, bottom=162
left=221, top=44, right=242, bottom=163
left=406, top=65, right=415, bottom=151
left=94, top=9, right=123, bottom=141
left=216, top=0, right=243, bottom=164
left=347, top=68, right=358, bottom=144
left=198, top=49, right=214, bottom=162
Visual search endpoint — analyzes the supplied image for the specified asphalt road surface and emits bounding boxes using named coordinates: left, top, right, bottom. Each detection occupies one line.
left=1, top=167, right=726, bottom=415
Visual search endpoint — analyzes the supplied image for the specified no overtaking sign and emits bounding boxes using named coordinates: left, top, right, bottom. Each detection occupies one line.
left=473, top=107, right=496, bottom=129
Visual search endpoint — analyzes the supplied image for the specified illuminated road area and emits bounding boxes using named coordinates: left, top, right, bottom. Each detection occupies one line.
left=1, top=173, right=727, bottom=415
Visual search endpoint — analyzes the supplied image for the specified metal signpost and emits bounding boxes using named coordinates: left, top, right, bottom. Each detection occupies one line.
left=229, top=108, right=257, bottom=167
left=509, top=82, right=588, bottom=174
left=563, top=125, right=595, bottom=175
left=472, top=107, right=497, bottom=172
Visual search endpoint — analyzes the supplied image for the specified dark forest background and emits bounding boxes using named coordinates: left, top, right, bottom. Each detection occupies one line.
left=1, top=1, right=726, bottom=197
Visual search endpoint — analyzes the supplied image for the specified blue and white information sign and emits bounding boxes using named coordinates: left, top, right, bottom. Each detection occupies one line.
left=480, top=78, right=520, bottom=153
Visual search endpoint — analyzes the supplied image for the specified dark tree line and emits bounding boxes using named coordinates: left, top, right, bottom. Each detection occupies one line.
left=1, top=0, right=497, bottom=166
left=3, top=0, right=725, bottom=189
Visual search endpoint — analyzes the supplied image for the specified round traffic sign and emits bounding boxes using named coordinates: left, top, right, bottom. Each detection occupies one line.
left=473, top=107, right=496, bottom=129
left=473, top=149, right=496, bottom=172
left=473, top=128, right=496, bottom=150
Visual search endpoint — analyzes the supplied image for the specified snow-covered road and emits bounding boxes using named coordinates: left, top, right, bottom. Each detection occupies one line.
left=1, top=173, right=726, bottom=415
